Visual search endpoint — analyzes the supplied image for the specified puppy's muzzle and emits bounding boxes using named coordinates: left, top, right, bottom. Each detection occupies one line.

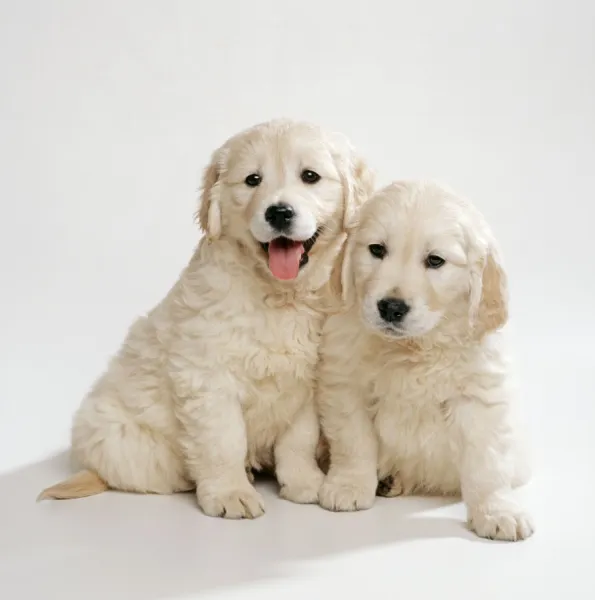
left=377, top=298, right=410, bottom=323
left=265, top=202, right=294, bottom=233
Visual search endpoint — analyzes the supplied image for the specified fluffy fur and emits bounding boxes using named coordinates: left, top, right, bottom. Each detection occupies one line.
left=38, top=119, right=373, bottom=519
left=316, top=181, right=534, bottom=541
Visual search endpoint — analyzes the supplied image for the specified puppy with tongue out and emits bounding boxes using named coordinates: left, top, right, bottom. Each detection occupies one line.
left=35, top=120, right=374, bottom=522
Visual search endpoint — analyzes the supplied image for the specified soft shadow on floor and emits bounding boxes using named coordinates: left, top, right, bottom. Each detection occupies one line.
left=0, top=452, right=474, bottom=600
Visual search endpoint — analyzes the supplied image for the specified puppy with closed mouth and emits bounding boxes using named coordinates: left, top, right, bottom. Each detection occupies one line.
left=39, top=119, right=373, bottom=518
left=316, top=181, right=534, bottom=541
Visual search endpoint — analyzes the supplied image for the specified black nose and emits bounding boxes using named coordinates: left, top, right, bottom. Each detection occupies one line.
left=377, top=298, right=410, bottom=323
left=265, top=203, right=294, bottom=232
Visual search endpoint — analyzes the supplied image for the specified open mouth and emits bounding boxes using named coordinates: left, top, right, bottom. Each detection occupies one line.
left=260, top=228, right=321, bottom=281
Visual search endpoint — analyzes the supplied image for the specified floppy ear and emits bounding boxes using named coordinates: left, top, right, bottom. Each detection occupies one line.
left=197, top=150, right=223, bottom=240
left=333, top=152, right=372, bottom=305
left=342, top=153, right=375, bottom=231
left=470, top=237, right=509, bottom=338
left=328, top=233, right=356, bottom=307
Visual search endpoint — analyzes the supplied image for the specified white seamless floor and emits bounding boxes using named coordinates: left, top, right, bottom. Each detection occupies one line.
left=0, top=452, right=592, bottom=600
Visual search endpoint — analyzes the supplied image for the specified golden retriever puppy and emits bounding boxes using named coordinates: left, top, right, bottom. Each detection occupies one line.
left=316, top=181, right=534, bottom=541
left=38, top=119, right=373, bottom=519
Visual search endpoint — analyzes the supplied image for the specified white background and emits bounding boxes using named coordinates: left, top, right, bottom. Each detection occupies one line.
left=1, top=1, right=593, bottom=599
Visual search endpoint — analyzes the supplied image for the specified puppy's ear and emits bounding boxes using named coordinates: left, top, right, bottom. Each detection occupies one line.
left=329, top=233, right=356, bottom=307
left=197, top=150, right=223, bottom=240
left=343, top=154, right=375, bottom=230
left=469, top=236, right=509, bottom=338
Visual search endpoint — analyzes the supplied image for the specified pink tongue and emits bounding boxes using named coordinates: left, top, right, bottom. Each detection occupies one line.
left=268, top=239, right=304, bottom=280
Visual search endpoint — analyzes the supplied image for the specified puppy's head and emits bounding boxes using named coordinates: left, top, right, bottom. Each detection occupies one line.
left=197, top=119, right=373, bottom=283
left=341, top=181, right=508, bottom=340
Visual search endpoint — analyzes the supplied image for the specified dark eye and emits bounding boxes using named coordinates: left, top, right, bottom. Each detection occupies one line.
left=300, top=169, right=321, bottom=184
left=244, top=173, right=262, bottom=187
left=368, top=244, right=387, bottom=259
left=425, top=254, right=445, bottom=269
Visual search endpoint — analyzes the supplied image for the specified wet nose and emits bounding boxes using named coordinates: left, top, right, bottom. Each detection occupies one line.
left=265, top=203, right=294, bottom=232
left=377, top=298, right=410, bottom=323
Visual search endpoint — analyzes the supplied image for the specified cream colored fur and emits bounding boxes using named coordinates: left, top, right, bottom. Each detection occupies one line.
left=39, top=119, right=373, bottom=519
left=317, top=181, right=534, bottom=541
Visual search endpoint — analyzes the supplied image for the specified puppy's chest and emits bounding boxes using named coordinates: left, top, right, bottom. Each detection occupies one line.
left=198, top=279, right=323, bottom=383
left=242, top=303, right=323, bottom=383
left=239, top=302, right=323, bottom=466
left=365, top=360, right=458, bottom=460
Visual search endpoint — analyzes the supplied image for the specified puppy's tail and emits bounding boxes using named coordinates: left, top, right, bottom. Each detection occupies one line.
left=37, top=469, right=108, bottom=501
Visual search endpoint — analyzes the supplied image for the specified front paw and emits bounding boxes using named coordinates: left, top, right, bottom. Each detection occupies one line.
left=197, top=484, right=265, bottom=520
left=468, top=499, right=535, bottom=541
left=319, top=475, right=376, bottom=512
left=280, top=468, right=324, bottom=504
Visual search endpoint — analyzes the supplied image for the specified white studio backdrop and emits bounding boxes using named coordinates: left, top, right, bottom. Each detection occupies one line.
left=0, top=1, right=593, bottom=481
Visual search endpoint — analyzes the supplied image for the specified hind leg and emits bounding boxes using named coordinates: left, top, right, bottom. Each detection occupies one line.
left=70, top=395, right=192, bottom=495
